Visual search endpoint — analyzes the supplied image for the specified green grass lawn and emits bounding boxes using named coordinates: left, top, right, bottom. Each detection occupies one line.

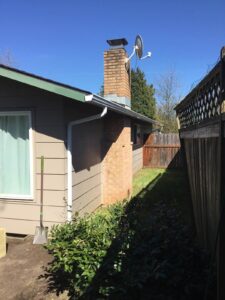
left=133, top=168, right=194, bottom=227
left=132, top=168, right=165, bottom=197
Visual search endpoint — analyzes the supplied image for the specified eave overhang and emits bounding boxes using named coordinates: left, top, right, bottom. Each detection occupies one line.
left=0, top=64, right=89, bottom=102
left=0, top=64, right=160, bottom=125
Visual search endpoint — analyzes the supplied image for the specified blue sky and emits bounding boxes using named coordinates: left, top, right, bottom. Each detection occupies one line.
left=0, top=0, right=224, bottom=98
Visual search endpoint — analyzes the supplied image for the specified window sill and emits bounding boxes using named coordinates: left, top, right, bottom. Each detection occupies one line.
left=0, top=194, right=34, bottom=200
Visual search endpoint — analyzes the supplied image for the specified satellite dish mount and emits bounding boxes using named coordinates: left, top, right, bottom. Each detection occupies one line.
left=125, top=35, right=152, bottom=63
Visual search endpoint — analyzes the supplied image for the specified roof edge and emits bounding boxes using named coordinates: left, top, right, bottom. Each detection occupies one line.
left=89, top=94, right=160, bottom=125
left=0, top=64, right=160, bottom=126
left=0, top=64, right=90, bottom=102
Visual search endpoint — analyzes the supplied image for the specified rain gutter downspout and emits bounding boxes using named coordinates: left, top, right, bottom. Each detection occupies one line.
left=67, top=94, right=107, bottom=222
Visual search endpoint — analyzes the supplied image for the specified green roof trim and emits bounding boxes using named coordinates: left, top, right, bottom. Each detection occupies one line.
left=0, top=65, right=88, bottom=102
left=0, top=65, right=159, bottom=126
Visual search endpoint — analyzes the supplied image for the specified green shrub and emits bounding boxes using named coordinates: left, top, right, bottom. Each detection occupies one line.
left=45, top=171, right=215, bottom=299
left=46, top=201, right=126, bottom=297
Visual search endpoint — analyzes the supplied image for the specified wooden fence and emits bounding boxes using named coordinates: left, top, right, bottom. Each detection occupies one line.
left=175, top=46, right=225, bottom=300
left=143, top=133, right=183, bottom=169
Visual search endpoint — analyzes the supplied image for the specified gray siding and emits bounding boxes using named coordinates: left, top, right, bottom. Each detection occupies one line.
left=71, top=121, right=103, bottom=216
left=132, top=145, right=143, bottom=174
left=64, top=102, right=104, bottom=217
left=0, top=77, right=67, bottom=235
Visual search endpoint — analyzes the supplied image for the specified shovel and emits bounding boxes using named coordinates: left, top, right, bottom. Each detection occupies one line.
left=33, top=156, right=48, bottom=244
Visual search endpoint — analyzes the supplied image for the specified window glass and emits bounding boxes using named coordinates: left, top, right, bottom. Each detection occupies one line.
left=132, top=124, right=141, bottom=145
left=0, top=112, right=31, bottom=197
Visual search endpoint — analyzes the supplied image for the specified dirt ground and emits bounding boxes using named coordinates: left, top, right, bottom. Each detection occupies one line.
left=0, top=236, right=68, bottom=300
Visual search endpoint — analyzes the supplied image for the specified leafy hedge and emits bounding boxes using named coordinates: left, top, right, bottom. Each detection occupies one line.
left=46, top=202, right=126, bottom=298
left=46, top=171, right=216, bottom=299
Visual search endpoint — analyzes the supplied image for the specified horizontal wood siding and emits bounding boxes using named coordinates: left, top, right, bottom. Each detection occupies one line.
left=132, top=145, right=143, bottom=174
left=72, top=172, right=101, bottom=199
left=0, top=218, right=64, bottom=235
left=0, top=77, right=67, bottom=234
left=36, top=142, right=65, bottom=158
left=36, top=174, right=65, bottom=191
left=0, top=203, right=66, bottom=222
left=36, top=158, right=66, bottom=175
left=71, top=119, right=103, bottom=216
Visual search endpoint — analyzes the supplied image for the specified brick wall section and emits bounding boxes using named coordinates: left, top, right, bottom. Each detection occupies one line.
left=104, top=48, right=131, bottom=99
left=102, top=114, right=132, bottom=205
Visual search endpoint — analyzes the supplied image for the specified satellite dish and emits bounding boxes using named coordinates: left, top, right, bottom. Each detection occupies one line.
left=135, top=35, right=143, bottom=59
left=126, top=35, right=150, bottom=63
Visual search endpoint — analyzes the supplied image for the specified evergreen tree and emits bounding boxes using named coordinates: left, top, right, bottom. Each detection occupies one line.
left=98, top=84, right=104, bottom=97
left=131, top=68, right=156, bottom=119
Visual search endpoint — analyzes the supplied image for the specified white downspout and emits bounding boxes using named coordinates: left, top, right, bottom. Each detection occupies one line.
left=67, top=97, right=107, bottom=222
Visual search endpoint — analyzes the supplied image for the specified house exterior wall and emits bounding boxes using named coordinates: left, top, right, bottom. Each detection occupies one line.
left=64, top=102, right=103, bottom=217
left=0, top=77, right=67, bottom=235
left=0, top=76, right=151, bottom=234
left=132, top=145, right=143, bottom=175
left=71, top=121, right=103, bottom=216
left=102, top=113, right=132, bottom=205
left=131, top=123, right=147, bottom=175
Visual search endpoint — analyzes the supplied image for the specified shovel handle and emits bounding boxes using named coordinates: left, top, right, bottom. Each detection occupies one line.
left=41, top=155, right=44, bottom=173
left=40, top=156, right=44, bottom=228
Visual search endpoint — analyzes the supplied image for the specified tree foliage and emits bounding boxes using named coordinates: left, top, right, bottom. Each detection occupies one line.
left=131, top=68, right=156, bottom=119
left=155, top=71, right=181, bottom=133
left=98, top=84, right=104, bottom=97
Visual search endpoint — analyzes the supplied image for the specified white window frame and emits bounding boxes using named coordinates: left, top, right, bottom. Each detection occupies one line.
left=0, top=111, right=34, bottom=200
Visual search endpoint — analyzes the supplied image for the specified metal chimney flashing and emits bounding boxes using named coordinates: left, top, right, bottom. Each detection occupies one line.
left=106, top=38, right=128, bottom=48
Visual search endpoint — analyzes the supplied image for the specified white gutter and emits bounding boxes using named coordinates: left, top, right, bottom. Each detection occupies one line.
left=91, top=94, right=160, bottom=126
left=67, top=95, right=107, bottom=222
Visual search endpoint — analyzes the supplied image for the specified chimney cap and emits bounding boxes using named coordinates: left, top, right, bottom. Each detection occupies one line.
left=107, top=38, right=128, bottom=47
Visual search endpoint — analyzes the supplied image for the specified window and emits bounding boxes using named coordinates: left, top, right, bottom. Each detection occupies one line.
left=132, top=124, right=141, bottom=145
left=0, top=111, right=33, bottom=199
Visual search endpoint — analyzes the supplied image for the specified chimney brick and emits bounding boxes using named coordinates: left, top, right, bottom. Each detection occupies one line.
left=104, top=47, right=131, bottom=105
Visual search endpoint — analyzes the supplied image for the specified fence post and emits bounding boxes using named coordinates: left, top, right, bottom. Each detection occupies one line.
left=143, top=132, right=154, bottom=167
left=218, top=46, right=225, bottom=300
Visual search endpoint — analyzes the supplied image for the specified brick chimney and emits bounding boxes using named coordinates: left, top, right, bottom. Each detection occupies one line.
left=104, top=38, right=131, bottom=108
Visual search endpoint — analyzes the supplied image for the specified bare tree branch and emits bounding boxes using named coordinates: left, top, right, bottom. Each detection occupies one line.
left=155, top=70, right=182, bottom=133
left=0, top=50, right=14, bottom=66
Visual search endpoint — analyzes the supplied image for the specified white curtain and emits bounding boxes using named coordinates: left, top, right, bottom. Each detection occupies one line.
left=0, top=114, right=30, bottom=196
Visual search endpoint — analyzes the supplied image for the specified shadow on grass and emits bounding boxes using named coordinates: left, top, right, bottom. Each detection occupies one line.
left=44, top=170, right=216, bottom=300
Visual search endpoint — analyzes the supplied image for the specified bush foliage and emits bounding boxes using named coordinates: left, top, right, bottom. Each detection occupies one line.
left=46, top=202, right=126, bottom=298
left=46, top=171, right=215, bottom=299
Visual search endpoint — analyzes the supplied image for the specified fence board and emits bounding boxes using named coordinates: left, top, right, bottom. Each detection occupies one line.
left=184, top=136, right=220, bottom=250
left=143, top=133, right=183, bottom=169
left=175, top=47, right=225, bottom=300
